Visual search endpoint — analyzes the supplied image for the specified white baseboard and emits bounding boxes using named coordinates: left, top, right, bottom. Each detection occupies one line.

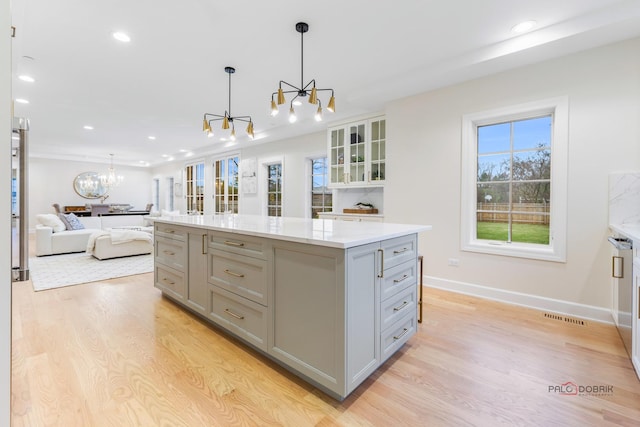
left=425, top=276, right=614, bottom=325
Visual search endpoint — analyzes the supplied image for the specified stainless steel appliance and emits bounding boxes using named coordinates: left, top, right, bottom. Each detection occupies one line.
left=609, top=236, right=633, bottom=357
left=12, top=117, right=29, bottom=282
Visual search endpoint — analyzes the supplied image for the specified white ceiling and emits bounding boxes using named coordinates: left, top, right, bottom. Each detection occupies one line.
left=10, top=0, right=640, bottom=168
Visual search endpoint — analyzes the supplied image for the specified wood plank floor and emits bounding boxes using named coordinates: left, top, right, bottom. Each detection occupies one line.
left=11, top=273, right=640, bottom=426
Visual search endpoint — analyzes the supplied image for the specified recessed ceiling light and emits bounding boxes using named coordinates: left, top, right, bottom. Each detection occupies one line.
left=112, top=32, right=131, bottom=42
left=15, top=98, right=29, bottom=104
left=511, top=20, right=537, bottom=34
left=161, top=154, right=169, bottom=158
left=18, top=75, right=35, bottom=83
left=83, top=125, right=94, bottom=130
left=148, top=136, right=156, bottom=140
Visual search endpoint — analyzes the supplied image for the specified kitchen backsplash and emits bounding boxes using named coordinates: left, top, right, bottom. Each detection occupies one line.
left=609, top=172, right=640, bottom=224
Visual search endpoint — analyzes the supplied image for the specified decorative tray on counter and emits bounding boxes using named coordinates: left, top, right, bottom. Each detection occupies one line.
left=343, top=208, right=379, bottom=214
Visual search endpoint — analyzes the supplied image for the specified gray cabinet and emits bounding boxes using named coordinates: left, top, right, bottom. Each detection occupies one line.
left=186, top=230, right=208, bottom=315
left=153, top=223, right=419, bottom=400
left=207, top=231, right=271, bottom=351
left=155, top=225, right=208, bottom=317
left=154, top=224, right=188, bottom=302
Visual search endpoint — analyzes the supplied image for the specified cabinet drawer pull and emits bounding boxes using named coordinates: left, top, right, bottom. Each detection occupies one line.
left=393, top=247, right=409, bottom=255
left=162, top=278, right=175, bottom=285
left=163, top=250, right=175, bottom=256
left=393, top=301, right=409, bottom=312
left=393, top=328, right=409, bottom=340
left=166, top=229, right=175, bottom=234
left=224, top=309, right=245, bottom=320
left=393, top=274, right=409, bottom=283
left=224, top=240, right=245, bottom=247
left=224, top=269, right=245, bottom=278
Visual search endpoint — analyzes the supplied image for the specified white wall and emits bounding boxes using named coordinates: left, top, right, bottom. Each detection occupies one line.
left=145, top=132, right=325, bottom=219
left=385, top=37, right=640, bottom=316
left=1, top=0, right=11, bottom=420
left=238, top=131, right=326, bottom=217
left=29, top=158, right=153, bottom=229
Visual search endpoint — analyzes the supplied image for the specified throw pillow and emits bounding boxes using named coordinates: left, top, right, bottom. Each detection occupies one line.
left=64, top=212, right=85, bottom=230
left=58, top=213, right=72, bottom=230
left=36, top=213, right=66, bottom=233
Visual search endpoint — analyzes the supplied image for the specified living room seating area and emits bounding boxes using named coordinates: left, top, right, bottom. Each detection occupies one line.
left=35, top=213, right=152, bottom=258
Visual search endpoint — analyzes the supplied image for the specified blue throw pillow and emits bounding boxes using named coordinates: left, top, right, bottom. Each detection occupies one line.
left=63, top=212, right=85, bottom=230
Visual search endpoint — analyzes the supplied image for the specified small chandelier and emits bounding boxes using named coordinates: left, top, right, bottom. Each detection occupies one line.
left=203, top=66, right=254, bottom=140
left=100, top=154, right=124, bottom=188
left=270, top=22, right=335, bottom=123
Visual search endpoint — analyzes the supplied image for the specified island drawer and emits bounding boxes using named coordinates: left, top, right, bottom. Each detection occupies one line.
left=381, top=234, right=417, bottom=270
left=155, top=236, right=187, bottom=272
left=380, top=313, right=416, bottom=362
left=209, top=231, right=267, bottom=260
left=155, top=264, right=186, bottom=300
left=208, top=285, right=268, bottom=351
left=208, top=249, right=268, bottom=306
left=380, top=285, right=416, bottom=332
left=155, top=223, right=188, bottom=241
left=380, top=259, right=416, bottom=301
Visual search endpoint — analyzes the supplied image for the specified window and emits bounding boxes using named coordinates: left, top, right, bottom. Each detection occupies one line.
left=213, top=155, right=240, bottom=214
left=310, top=157, right=332, bottom=218
left=185, top=162, right=204, bottom=214
left=267, top=163, right=282, bottom=217
left=461, top=97, right=568, bottom=262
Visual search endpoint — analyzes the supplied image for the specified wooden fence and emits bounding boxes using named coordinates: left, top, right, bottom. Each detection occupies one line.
left=477, top=202, right=549, bottom=225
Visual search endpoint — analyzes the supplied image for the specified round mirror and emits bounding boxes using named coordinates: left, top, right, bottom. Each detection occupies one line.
left=73, top=171, right=108, bottom=199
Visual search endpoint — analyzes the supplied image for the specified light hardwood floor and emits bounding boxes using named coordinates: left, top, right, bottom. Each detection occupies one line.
left=11, top=272, right=640, bottom=426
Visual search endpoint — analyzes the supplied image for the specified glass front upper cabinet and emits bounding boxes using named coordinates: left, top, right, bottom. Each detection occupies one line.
left=328, top=116, right=385, bottom=187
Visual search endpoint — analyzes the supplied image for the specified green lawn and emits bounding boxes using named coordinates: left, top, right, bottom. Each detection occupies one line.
left=477, top=222, right=549, bottom=244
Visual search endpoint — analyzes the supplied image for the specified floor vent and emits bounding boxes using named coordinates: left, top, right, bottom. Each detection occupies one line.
left=544, top=312, right=586, bottom=326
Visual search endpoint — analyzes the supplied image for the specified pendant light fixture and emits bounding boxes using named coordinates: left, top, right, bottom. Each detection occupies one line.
left=203, top=66, right=255, bottom=140
left=270, top=22, right=335, bottom=123
left=100, top=154, right=124, bottom=189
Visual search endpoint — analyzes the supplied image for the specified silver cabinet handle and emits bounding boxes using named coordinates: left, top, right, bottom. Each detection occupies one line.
left=166, top=229, right=175, bottom=233
left=393, top=328, right=409, bottom=340
left=224, top=309, right=245, bottom=320
left=393, top=274, right=409, bottom=284
left=202, top=234, right=207, bottom=255
left=393, top=247, right=409, bottom=255
left=393, top=301, right=408, bottom=312
left=163, top=250, right=175, bottom=256
left=224, top=240, right=245, bottom=247
left=612, top=256, right=624, bottom=278
left=224, top=269, right=245, bottom=278
left=378, top=248, right=384, bottom=278
left=162, top=278, right=175, bottom=285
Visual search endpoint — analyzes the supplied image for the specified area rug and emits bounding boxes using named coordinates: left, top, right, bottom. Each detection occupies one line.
left=29, top=252, right=153, bottom=291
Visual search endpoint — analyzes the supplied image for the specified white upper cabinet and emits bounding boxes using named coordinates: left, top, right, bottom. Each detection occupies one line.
left=329, top=116, right=385, bottom=188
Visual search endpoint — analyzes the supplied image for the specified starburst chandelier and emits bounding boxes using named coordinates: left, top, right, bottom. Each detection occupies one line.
left=270, top=22, right=335, bottom=123
left=203, top=66, right=254, bottom=140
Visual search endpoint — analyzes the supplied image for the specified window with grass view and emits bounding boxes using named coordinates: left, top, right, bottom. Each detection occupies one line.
left=213, top=155, right=239, bottom=214
left=311, top=157, right=332, bottom=218
left=185, top=162, right=204, bottom=214
left=267, top=163, right=282, bottom=217
left=477, top=116, right=551, bottom=244
left=461, top=98, right=568, bottom=262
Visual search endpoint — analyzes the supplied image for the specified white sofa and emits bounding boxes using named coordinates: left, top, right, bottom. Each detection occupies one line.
left=35, top=214, right=151, bottom=257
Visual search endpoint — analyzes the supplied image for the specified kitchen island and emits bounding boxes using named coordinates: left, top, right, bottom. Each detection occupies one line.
left=153, top=214, right=431, bottom=400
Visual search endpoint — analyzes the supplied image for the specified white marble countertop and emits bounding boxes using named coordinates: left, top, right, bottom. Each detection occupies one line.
left=610, top=223, right=640, bottom=242
left=153, top=214, right=431, bottom=248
